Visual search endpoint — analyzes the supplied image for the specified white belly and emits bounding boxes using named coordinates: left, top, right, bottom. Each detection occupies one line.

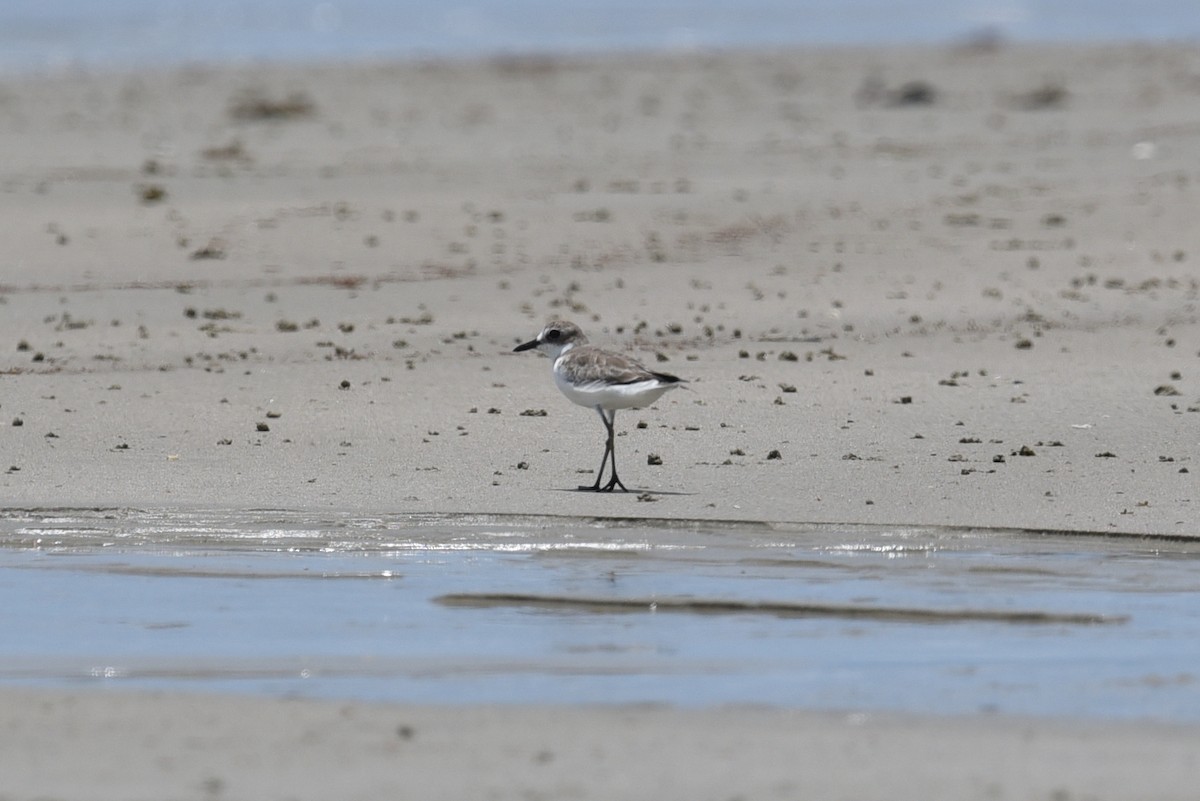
left=554, top=369, right=672, bottom=411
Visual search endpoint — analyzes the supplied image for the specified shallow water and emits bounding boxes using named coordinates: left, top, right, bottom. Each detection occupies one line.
left=3, top=0, right=1197, bottom=73
left=1, top=509, right=1199, bottom=720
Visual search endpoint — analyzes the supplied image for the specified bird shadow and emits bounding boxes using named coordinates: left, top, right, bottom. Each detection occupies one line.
left=551, top=487, right=696, bottom=497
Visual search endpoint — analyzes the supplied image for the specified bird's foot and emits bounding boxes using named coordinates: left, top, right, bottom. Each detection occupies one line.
left=576, top=479, right=627, bottom=492
left=600, top=475, right=628, bottom=492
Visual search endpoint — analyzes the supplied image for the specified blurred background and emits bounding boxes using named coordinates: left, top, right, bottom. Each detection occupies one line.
left=3, top=0, right=1198, bottom=73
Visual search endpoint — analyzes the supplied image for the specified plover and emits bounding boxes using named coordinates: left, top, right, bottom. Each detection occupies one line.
left=514, top=320, right=685, bottom=492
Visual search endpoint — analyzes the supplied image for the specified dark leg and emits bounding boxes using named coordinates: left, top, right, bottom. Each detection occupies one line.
left=599, top=408, right=627, bottom=492
left=579, top=407, right=627, bottom=492
left=581, top=408, right=611, bottom=491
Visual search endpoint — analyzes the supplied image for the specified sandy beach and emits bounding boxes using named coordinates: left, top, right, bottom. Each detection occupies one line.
left=3, top=41, right=1200, bottom=797
left=3, top=43, right=1200, bottom=534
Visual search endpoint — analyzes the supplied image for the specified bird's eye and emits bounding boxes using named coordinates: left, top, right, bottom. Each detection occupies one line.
left=545, top=329, right=560, bottom=341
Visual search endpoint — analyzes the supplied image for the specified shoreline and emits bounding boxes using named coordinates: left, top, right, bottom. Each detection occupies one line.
left=3, top=503, right=1200, bottom=542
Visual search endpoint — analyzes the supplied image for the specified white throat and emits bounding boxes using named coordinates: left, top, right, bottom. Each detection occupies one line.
left=542, top=340, right=577, bottom=361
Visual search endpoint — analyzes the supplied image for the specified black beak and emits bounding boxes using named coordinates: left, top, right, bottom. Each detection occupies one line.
left=513, top=338, right=539, bottom=352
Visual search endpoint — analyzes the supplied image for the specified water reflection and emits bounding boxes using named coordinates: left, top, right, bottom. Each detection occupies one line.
left=0, top=509, right=1197, bottom=720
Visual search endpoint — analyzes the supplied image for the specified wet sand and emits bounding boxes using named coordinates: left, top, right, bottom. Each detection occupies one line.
left=3, top=41, right=1200, bottom=798
left=5, top=687, right=1200, bottom=801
